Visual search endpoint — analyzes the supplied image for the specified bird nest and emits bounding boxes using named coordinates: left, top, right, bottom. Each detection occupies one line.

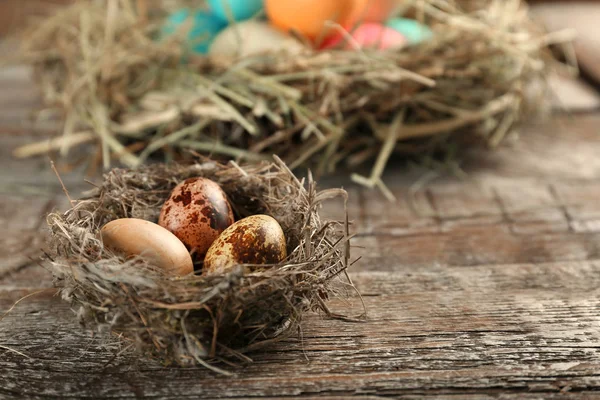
left=15, top=0, right=573, bottom=199
left=45, top=157, right=358, bottom=372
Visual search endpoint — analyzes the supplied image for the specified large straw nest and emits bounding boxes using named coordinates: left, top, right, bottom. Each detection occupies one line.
left=46, top=157, right=357, bottom=371
left=15, top=0, right=574, bottom=198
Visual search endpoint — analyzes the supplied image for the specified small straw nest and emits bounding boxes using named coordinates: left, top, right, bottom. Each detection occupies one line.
left=45, top=157, right=358, bottom=371
left=14, top=0, right=574, bottom=198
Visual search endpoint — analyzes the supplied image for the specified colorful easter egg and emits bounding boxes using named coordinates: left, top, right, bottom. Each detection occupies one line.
left=386, top=18, right=432, bottom=44
left=162, top=9, right=226, bottom=54
left=209, top=20, right=305, bottom=58
left=265, top=0, right=357, bottom=40
left=208, top=0, right=264, bottom=22
left=321, top=22, right=407, bottom=50
left=351, top=0, right=398, bottom=23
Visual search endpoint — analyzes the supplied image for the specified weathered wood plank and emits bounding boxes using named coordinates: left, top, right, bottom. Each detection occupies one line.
left=2, top=195, right=597, bottom=276
left=353, top=229, right=600, bottom=270
left=0, top=0, right=74, bottom=38
left=547, top=75, right=600, bottom=112
left=3, top=113, right=600, bottom=276
left=2, top=44, right=600, bottom=399
left=2, top=261, right=600, bottom=398
left=553, top=182, right=600, bottom=233
left=461, top=116, right=600, bottom=181
left=0, top=196, right=54, bottom=278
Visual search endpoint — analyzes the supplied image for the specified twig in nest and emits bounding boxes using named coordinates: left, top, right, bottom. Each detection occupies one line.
left=0, top=345, right=32, bottom=359
left=0, top=288, right=58, bottom=323
left=13, top=132, right=96, bottom=159
left=50, top=160, right=75, bottom=207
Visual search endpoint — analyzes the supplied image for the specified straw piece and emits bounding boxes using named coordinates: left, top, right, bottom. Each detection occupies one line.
left=13, top=131, right=96, bottom=159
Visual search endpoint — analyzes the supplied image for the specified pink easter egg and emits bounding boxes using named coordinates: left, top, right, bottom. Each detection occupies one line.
left=320, top=22, right=407, bottom=50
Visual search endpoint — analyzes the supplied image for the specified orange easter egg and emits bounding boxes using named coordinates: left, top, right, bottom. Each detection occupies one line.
left=265, top=0, right=358, bottom=40
left=351, top=0, right=397, bottom=23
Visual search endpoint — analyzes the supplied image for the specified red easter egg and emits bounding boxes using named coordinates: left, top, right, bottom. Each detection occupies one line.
left=320, top=22, right=407, bottom=50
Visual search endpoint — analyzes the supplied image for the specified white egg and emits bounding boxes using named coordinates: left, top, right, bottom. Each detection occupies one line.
left=209, top=20, right=306, bottom=58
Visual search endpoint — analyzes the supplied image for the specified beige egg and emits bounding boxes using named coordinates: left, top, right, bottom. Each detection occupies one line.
left=158, top=177, right=234, bottom=261
left=208, top=20, right=306, bottom=58
left=100, top=218, right=193, bottom=276
left=203, top=214, right=287, bottom=275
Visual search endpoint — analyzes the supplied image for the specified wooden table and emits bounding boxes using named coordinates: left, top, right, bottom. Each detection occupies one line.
left=3, top=4, right=600, bottom=399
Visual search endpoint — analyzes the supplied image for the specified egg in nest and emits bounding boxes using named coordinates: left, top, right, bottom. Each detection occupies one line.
left=203, top=214, right=287, bottom=275
left=209, top=20, right=305, bottom=58
left=265, top=0, right=357, bottom=40
left=159, top=177, right=234, bottom=261
left=100, top=218, right=194, bottom=276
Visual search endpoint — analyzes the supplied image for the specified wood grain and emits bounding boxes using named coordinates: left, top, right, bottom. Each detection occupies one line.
left=2, top=262, right=600, bottom=398
left=2, top=34, right=600, bottom=397
left=3, top=118, right=600, bottom=398
left=0, top=0, right=74, bottom=38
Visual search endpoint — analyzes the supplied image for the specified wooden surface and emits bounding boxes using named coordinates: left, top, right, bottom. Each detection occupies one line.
left=3, top=4, right=600, bottom=400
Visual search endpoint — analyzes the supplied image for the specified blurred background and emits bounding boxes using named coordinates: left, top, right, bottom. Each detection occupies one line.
left=1, top=1, right=598, bottom=110
left=0, top=0, right=72, bottom=38
left=1, top=1, right=599, bottom=87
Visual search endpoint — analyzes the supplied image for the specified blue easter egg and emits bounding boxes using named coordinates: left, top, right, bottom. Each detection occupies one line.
left=208, top=0, right=263, bottom=22
left=386, top=18, right=432, bottom=44
left=163, top=9, right=226, bottom=54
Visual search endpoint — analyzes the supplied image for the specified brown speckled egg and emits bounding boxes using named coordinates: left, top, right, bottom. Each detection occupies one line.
left=203, top=214, right=287, bottom=275
left=158, top=177, right=234, bottom=260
